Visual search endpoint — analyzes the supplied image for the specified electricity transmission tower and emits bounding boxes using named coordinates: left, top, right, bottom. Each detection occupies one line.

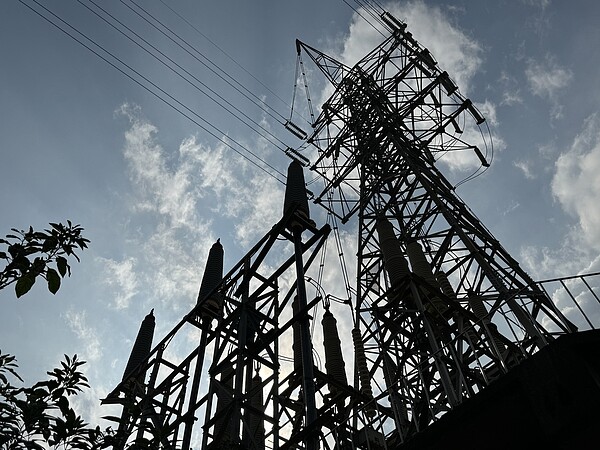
left=105, top=10, right=598, bottom=450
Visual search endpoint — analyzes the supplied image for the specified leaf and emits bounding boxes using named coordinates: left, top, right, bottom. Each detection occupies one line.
left=8, top=243, right=24, bottom=258
left=56, top=256, right=69, bottom=277
left=47, top=268, right=61, bottom=294
left=42, top=236, right=58, bottom=253
left=101, top=415, right=124, bottom=423
left=57, top=395, right=70, bottom=416
left=15, top=274, right=36, bottom=298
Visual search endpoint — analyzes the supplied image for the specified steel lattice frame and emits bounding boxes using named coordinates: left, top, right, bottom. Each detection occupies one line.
left=107, top=207, right=388, bottom=450
left=105, top=13, right=586, bottom=450
left=299, top=18, right=576, bottom=445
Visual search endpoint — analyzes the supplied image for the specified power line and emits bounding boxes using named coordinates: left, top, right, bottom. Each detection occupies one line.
left=126, top=0, right=289, bottom=126
left=79, top=0, right=289, bottom=153
left=155, top=0, right=293, bottom=114
left=132, top=0, right=313, bottom=128
left=19, top=0, right=286, bottom=183
left=342, top=0, right=386, bottom=38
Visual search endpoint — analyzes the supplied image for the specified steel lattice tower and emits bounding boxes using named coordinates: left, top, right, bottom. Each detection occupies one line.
left=104, top=11, right=597, bottom=450
left=297, top=13, right=577, bottom=444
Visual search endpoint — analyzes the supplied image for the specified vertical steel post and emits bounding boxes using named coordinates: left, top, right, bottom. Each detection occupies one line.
left=181, top=319, right=210, bottom=450
left=293, top=225, right=318, bottom=450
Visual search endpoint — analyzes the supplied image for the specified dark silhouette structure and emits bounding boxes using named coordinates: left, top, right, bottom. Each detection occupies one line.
left=104, top=10, right=600, bottom=450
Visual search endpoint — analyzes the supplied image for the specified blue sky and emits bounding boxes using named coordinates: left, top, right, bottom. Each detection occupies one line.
left=2, top=0, right=600, bottom=428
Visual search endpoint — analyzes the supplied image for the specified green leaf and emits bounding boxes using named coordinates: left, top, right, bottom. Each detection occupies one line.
left=56, top=256, right=69, bottom=277
left=15, top=274, right=36, bottom=298
left=47, top=268, right=61, bottom=294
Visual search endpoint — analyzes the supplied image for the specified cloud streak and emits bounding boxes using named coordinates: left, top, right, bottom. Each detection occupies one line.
left=552, top=113, right=600, bottom=251
left=98, top=104, right=287, bottom=314
left=64, top=309, right=102, bottom=362
left=97, top=256, right=138, bottom=310
left=525, top=55, right=572, bottom=119
left=520, top=113, right=600, bottom=279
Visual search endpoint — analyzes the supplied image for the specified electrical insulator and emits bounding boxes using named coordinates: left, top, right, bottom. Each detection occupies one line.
left=468, top=293, right=489, bottom=323
left=437, top=271, right=482, bottom=347
left=435, top=271, right=456, bottom=301
left=283, top=160, right=311, bottom=230
left=322, top=308, right=348, bottom=403
left=122, top=309, right=155, bottom=382
left=383, top=354, right=410, bottom=430
left=468, top=292, right=507, bottom=361
left=292, top=296, right=302, bottom=371
left=376, top=217, right=410, bottom=301
left=406, top=240, right=448, bottom=315
left=198, top=239, right=224, bottom=320
left=352, top=327, right=375, bottom=417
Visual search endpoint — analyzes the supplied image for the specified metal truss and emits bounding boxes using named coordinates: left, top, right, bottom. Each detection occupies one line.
left=297, top=14, right=578, bottom=445
left=105, top=11, right=600, bottom=450
left=105, top=205, right=375, bottom=449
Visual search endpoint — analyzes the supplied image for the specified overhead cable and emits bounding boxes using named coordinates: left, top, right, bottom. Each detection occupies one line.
left=126, top=0, right=289, bottom=126
left=156, top=0, right=293, bottom=114
left=81, top=0, right=289, bottom=152
left=342, top=0, right=386, bottom=38
left=20, top=0, right=286, bottom=183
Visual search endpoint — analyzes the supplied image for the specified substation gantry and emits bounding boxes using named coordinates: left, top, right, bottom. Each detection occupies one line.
left=104, top=10, right=600, bottom=450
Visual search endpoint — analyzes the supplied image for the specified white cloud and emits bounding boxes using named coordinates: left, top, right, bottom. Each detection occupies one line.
left=498, top=72, right=524, bottom=106
left=501, top=90, right=523, bottom=106
left=99, top=104, right=287, bottom=313
left=520, top=237, right=581, bottom=280
left=538, top=140, right=559, bottom=160
left=502, top=200, right=521, bottom=216
left=521, top=0, right=551, bottom=10
left=97, top=256, right=138, bottom=309
left=178, top=130, right=284, bottom=247
left=525, top=56, right=572, bottom=119
left=521, top=113, right=600, bottom=279
left=526, top=57, right=571, bottom=98
left=552, top=113, right=600, bottom=251
left=64, top=309, right=102, bottom=362
left=323, top=1, right=484, bottom=99
left=514, top=160, right=536, bottom=179
left=119, top=104, right=209, bottom=231
left=439, top=99, right=504, bottom=173
left=521, top=0, right=553, bottom=37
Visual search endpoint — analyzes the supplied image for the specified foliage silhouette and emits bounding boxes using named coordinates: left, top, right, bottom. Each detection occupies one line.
left=0, top=221, right=89, bottom=298
left=0, top=351, right=114, bottom=449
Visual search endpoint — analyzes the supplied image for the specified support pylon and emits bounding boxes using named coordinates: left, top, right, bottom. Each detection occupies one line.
left=297, top=11, right=577, bottom=444
left=105, top=161, right=335, bottom=449
left=104, top=10, right=600, bottom=450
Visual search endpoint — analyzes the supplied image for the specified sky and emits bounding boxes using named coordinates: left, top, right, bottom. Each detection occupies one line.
left=2, top=0, right=600, bottom=430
